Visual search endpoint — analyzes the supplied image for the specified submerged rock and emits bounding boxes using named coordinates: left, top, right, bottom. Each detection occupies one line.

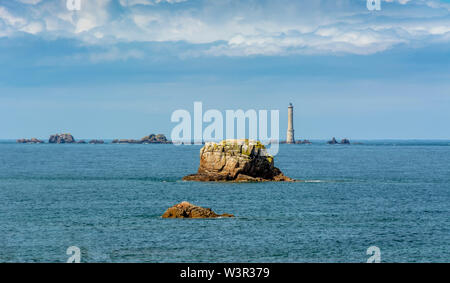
left=162, top=202, right=234, bottom=219
left=49, top=133, right=75, bottom=144
left=183, top=139, right=294, bottom=182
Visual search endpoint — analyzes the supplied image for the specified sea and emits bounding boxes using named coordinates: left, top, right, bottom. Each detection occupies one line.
left=0, top=140, right=449, bottom=262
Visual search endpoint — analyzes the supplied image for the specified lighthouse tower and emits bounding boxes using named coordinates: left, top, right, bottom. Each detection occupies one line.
left=286, top=103, right=295, bottom=144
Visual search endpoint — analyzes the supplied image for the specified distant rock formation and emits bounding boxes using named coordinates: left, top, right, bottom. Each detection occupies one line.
left=296, top=139, right=312, bottom=144
left=162, top=202, right=234, bottom=219
left=327, top=137, right=339, bottom=144
left=112, top=134, right=170, bottom=144
left=49, top=134, right=75, bottom=144
left=112, top=139, right=140, bottom=144
left=141, top=134, right=169, bottom=144
left=76, top=140, right=86, bottom=144
left=16, top=138, right=44, bottom=144
left=327, top=137, right=351, bottom=145
left=89, top=139, right=104, bottom=144
left=183, top=139, right=295, bottom=182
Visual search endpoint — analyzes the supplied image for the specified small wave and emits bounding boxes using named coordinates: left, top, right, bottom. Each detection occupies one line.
left=303, top=180, right=325, bottom=183
left=300, top=179, right=350, bottom=183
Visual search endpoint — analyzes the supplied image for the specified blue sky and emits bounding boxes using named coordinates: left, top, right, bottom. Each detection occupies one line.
left=0, top=0, right=449, bottom=139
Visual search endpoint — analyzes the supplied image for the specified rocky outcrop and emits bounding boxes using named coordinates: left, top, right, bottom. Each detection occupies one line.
left=183, top=139, right=294, bottom=182
left=89, top=139, right=104, bottom=144
left=327, top=137, right=339, bottom=144
left=112, top=139, right=140, bottom=144
left=17, top=138, right=44, bottom=144
left=76, top=140, right=86, bottom=144
left=296, top=139, right=312, bottom=144
left=162, top=202, right=234, bottom=219
left=49, top=133, right=75, bottom=144
left=141, top=134, right=170, bottom=144
left=112, top=134, right=170, bottom=144
left=327, top=138, right=351, bottom=145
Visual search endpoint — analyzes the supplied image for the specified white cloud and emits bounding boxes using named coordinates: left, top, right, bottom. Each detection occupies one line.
left=20, top=21, right=43, bottom=34
left=384, top=0, right=412, bottom=4
left=1, top=0, right=450, bottom=57
left=15, top=0, right=43, bottom=5
left=0, top=6, right=27, bottom=27
left=75, top=18, right=96, bottom=33
left=119, top=0, right=187, bottom=6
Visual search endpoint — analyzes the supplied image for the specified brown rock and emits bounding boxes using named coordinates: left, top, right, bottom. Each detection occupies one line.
left=162, top=202, right=234, bottom=219
left=183, top=139, right=295, bottom=182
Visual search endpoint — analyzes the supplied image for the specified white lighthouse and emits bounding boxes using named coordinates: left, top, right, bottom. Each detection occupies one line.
left=286, top=103, right=295, bottom=144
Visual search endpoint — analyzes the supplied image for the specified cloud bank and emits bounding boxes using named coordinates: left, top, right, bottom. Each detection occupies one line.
left=0, top=0, right=449, bottom=57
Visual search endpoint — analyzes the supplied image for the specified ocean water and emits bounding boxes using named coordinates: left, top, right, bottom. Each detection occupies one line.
left=0, top=141, right=449, bottom=263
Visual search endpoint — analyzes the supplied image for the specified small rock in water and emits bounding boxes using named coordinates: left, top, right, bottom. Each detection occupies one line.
left=162, top=202, right=234, bottom=219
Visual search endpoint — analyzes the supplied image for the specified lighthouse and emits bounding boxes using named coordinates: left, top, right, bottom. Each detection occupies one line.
left=287, top=103, right=295, bottom=144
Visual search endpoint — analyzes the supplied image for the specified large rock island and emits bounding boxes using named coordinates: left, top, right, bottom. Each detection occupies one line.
left=183, top=139, right=294, bottom=182
left=162, top=202, right=234, bottom=219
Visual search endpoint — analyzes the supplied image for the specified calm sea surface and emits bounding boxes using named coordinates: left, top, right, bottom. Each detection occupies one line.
left=0, top=141, right=449, bottom=262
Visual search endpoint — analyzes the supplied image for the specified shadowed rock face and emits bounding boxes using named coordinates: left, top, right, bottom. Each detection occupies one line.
left=183, top=139, right=294, bottom=182
left=162, top=202, right=234, bottom=219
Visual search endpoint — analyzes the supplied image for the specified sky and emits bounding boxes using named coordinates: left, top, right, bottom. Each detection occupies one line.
left=0, top=0, right=449, bottom=140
